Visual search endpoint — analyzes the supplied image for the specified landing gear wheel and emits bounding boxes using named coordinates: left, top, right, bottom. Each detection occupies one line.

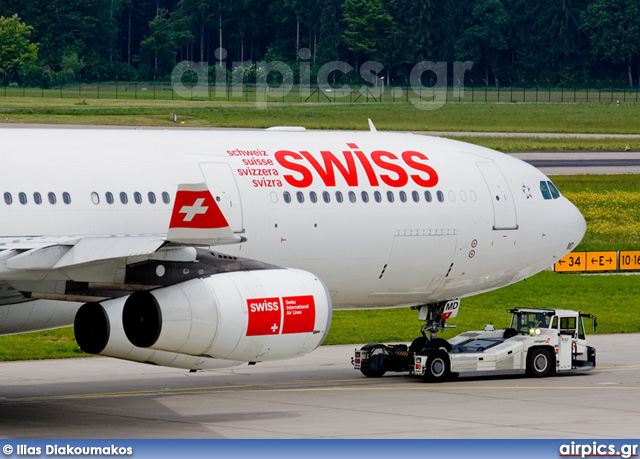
left=425, top=338, right=452, bottom=352
left=422, top=349, right=451, bottom=383
left=409, top=336, right=429, bottom=353
left=527, top=348, right=552, bottom=377
left=410, top=337, right=451, bottom=353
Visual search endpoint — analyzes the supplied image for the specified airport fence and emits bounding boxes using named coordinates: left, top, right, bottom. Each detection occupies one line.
left=1, top=80, right=639, bottom=104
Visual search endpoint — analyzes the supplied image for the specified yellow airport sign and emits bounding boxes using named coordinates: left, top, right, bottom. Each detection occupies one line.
left=586, top=251, right=617, bottom=271
left=620, top=251, right=640, bottom=271
left=555, top=252, right=586, bottom=272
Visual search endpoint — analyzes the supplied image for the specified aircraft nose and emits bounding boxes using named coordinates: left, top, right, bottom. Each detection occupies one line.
left=565, top=197, right=586, bottom=247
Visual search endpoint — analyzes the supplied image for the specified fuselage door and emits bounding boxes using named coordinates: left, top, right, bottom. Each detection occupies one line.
left=199, top=162, right=244, bottom=233
left=477, top=162, right=518, bottom=230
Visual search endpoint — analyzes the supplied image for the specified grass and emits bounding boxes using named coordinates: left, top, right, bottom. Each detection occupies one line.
left=0, top=327, right=87, bottom=361
left=552, top=175, right=640, bottom=251
left=3, top=101, right=640, bottom=135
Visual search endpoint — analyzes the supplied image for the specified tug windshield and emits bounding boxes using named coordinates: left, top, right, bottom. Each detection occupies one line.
left=510, top=312, right=552, bottom=333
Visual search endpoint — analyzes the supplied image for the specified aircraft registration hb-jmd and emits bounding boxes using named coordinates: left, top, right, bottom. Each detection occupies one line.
left=0, top=125, right=585, bottom=371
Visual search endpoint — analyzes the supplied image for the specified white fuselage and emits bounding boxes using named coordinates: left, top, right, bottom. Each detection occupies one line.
left=0, top=128, right=585, bottom=327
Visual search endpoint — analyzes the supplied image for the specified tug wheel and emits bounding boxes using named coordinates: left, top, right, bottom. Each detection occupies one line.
left=527, top=348, right=552, bottom=377
left=360, top=369, right=386, bottom=378
left=422, top=349, right=451, bottom=383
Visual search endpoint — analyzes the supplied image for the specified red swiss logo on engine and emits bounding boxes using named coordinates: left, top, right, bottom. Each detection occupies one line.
left=246, top=297, right=282, bottom=336
left=245, top=295, right=316, bottom=336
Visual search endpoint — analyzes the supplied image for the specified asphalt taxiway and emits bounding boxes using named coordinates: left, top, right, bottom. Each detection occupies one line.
left=0, top=334, right=639, bottom=439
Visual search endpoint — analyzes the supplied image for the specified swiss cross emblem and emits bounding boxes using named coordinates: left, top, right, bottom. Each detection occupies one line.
left=169, top=185, right=229, bottom=230
left=179, top=198, right=209, bottom=222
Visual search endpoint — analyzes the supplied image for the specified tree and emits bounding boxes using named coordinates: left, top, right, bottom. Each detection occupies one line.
left=343, top=0, right=395, bottom=68
left=581, top=0, right=640, bottom=86
left=456, top=0, right=510, bottom=84
left=0, top=14, right=38, bottom=84
left=140, top=8, right=193, bottom=73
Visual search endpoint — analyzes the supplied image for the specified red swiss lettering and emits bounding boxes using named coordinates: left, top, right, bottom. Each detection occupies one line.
left=353, top=150, right=380, bottom=186
left=299, top=151, right=359, bottom=187
left=246, top=297, right=282, bottom=336
left=402, top=151, right=439, bottom=187
left=274, top=151, right=313, bottom=188
left=371, top=151, right=408, bottom=187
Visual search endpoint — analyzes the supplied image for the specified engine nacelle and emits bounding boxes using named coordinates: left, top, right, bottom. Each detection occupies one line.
left=74, top=297, right=244, bottom=371
left=121, top=269, right=332, bottom=362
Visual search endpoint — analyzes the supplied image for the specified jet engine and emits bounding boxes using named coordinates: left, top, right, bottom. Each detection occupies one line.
left=74, top=296, right=244, bottom=371
left=116, top=268, right=332, bottom=363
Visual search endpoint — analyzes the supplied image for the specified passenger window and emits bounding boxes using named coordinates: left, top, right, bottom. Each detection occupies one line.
left=348, top=191, right=356, bottom=203
left=361, top=191, right=369, bottom=203
left=336, top=191, right=344, bottom=203
left=387, top=191, right=394, bottom=203
left=470, top=190, right=477, bottom=202
left=412, top=191, right=420, bottom=203
left=4, top=192, right=12, bottom=205
left=283, top=191, right=292, bottom=203
left=162, top=192, right=171, bottom=204
left=310, top=191, right=318, bottom=203
left=120, top=192, right=128, bottom=204
left=374, top=191, right=382, bottom=203
left=148, top=192, right=157, bottom=204
left=63, top=192, right=71, bottom=205
left=540, top=181, right=552, bottom=200
left=548, top=181, right=560, bottom=199
left=322, top=191, right=330, bottom=203
left=134, top=192, right=142, bottom=204
left=448, top=191, right=456, bottom=202
left=33, top=192, right=42, bottom=205
left=460, top=191, right=467, bottom=202
left=399, top=191, right=407, bottom=203
left=296, top=191, right=304, bottom=203
left=437, top=191, right=444, bottom=202
left=424, top=191, right=432, bottom=203
left=91, top=192, right=100, bottom=205
left=48, top=192, right=57, bottom=205
left=106, top=192, right=114, bottom=204
left=19, top=192, right=27, bottom=205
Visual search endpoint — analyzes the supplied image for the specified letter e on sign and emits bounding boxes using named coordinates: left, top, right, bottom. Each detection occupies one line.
left=282, top=295, right=316, bottom=334
left=586, top=251, right=617, bottom=272
left=246, top=297, right=282, bottom=336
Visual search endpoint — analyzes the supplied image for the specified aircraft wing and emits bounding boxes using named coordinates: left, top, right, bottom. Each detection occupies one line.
left=0, top=184, right=255, bottom=302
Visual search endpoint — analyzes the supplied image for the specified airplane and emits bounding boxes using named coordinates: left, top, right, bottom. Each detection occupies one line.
left=0, top=125, right=585, bottom=371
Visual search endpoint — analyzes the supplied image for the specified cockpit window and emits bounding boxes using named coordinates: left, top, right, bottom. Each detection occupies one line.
left=547, top=181, right=560, bottom=199
left=540, top=181, right=552, bottom=200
